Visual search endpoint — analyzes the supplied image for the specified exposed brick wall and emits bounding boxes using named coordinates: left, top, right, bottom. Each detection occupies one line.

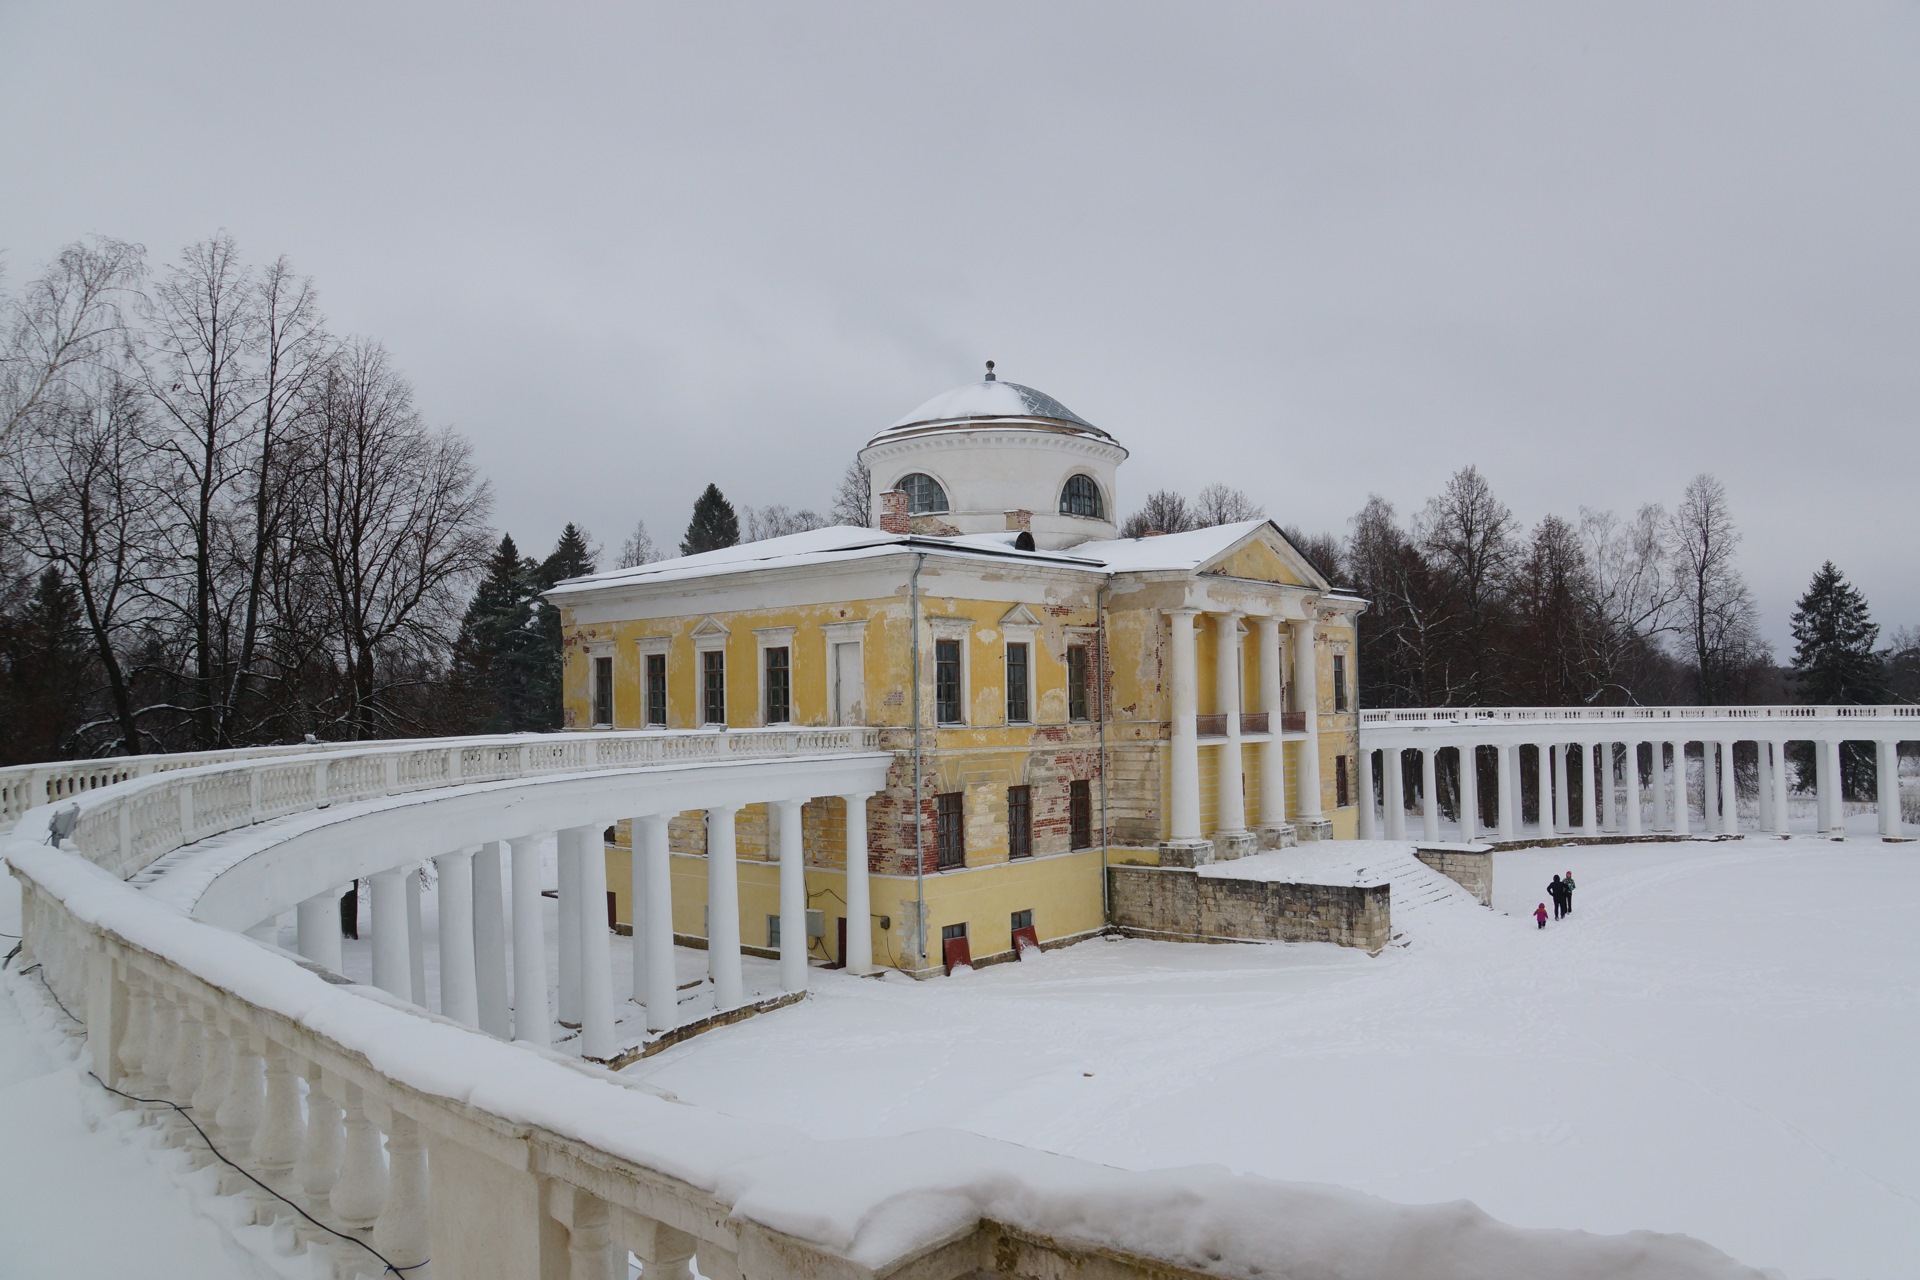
left=1107, top=865, right=1390, bottom=951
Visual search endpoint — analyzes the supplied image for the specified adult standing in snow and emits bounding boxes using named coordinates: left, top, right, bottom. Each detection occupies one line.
left=1562, top=871, right=1576, bottom=916
left=1548, top=873, right=1567, bottom=920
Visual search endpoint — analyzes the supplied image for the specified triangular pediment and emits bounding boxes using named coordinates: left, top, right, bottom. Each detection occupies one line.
left=999, top=603, right=1043, bottom=629
left=690, top=615, right=730, bottom=638
left=1199, top=522, right=1331, bottom=591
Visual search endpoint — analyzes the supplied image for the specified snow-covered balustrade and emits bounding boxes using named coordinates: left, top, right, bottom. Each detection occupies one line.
left=1357, top=705, right=1916, bottom=843
left=4, top=731, right=1778, bottom=1279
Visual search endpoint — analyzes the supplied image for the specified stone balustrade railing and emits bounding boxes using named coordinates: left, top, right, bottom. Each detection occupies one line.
left=3, top=733, right=1773, bottom=1280
left=1360, top=703, right=1920, bottom=729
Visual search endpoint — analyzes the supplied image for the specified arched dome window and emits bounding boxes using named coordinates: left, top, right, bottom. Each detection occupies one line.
left=898, top=472, right=948, bottom=514
left=1059, top=474, right=1105, bottom=519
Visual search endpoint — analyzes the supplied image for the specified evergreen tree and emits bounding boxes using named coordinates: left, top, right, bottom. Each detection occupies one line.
left=1787, top=561, right=1884, bottom=798
left=0, top=569, right=98, bottom=763
left=529, top=524, right=598, bottom=728
left=680, top=484, right=740, bottom=556
left=447, top=534, right=540, bottom=732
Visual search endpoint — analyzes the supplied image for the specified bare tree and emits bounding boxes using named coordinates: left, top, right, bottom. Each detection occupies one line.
left=1120, top=488, right=1196, bottom=537
left=617, top=519, right=659, bottom=568
left=1579, top=503, right=1681, bottom=699
left=1191, top=482, right=1263, bottom=528
left=1416, top=465, right=1516, bottom=704
left=1, top=237, right=145, bottom=446
left=1280, top=524, right=1344, bottom=583
left=294, top=340, right=492, bottom=738
left=1668, top=473, right=1763, bottom=702
left=743, top=504, right=829, bottom=541
left=830, top=458, right=870, bottom=527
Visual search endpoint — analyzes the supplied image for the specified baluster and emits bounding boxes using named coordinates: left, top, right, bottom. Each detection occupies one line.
left=117, top=968, right=148, bottom=1089
left=216, top=1022, right=265, bottom=1149
left=638, top=1224, right=698, bottom=1280
left=192, top=1008, right=234, bottom=1133
left=331, top=1083, right=387, bottom=1229
left=253, top=1040, right=303, bottom=1175
left=567, top=1190, right=617, bottom=1280
left=168, top=1000, right=205, bottom=1108
left=144, top=985, right=178, bottom=1103
left=371, top=1110, right=430, bottom=1272
left=296, top=1063, right=344, bottom=1202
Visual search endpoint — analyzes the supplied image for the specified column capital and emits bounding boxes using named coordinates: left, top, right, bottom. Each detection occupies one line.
left=1167, top=606, right=1201, bottom=619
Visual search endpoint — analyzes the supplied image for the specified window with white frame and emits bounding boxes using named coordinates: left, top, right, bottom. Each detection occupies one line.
left=755, top=626, right=796, bottom=725
left=591, top=654, right=614, bottom=726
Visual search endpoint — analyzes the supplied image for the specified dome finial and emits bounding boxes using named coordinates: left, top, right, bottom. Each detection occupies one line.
left=984, top=360, right=996, bottom=382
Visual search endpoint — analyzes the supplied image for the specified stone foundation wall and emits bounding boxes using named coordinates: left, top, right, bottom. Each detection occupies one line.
left=1412, top=845, right=1493, bottom=906
left=1107, top=865, right=1390, bottom=951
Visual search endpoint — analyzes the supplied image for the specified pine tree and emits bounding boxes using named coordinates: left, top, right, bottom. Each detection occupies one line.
left=680, top=484, right=740, bottom=556
left=447, top=535, right=540, bottom=732
left=0, top=569, right=98, bottom=763
left=529, top=524, right=598, bottom=728
left=1788, top=561, right=1884, bottom=798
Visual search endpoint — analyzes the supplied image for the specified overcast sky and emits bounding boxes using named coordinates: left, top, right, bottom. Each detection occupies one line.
left=3, top=2, right=1915, bottom=652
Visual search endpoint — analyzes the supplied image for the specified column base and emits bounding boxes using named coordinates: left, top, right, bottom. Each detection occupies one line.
left=1213, top=830, right=1260, bottom=861
left=1294, top=818, right=1334, bottom=842
left=1254, top=824, right=1298, bottom=851
left=1157, top=839, right=1216, bottom=868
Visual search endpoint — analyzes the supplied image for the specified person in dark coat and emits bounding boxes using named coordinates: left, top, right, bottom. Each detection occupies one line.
left=1561, top=870, right=1576, bottom=916
left=1548, top=873, right=1566, bottom=919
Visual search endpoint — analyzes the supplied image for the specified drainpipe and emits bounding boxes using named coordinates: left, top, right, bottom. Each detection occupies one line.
left=909, top=552, right=926, bottom=968
left=1097, top=580, right=1110, bottom=918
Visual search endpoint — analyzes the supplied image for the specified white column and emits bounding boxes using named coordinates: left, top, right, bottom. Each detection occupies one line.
left=557, top=830, right=583, bottom=1026
left=841, top=794, right=874, bottom=975
left=1623, top=742, right=1643, bottom=836
left=1672, top=743, right=1691, bottom=836
left=1581, top=744, right=1599, bottom=836
left=1458, top=746, right=1479, bottom=843
left=1357, top=749, right=1377, bottom=839
left=1814, top=737, right=1833, bottom=834
left=1535, top=743, right=1553, bottom=836
left=565, top=825, right=616, bottom=1060
left=1651, top=743, right=1668, bottom=831
left=1702, top=740, right=1720, bottom=835
left=1215, top=613, right=1247, bottom=836
left=776, top=798, right=808, bottom=994
left=1825, top=738, right=1846, bottom=837
left=433, top=848, right=479, bottom=1026
left=1772, top=742, right=1792, bottom=835
left=1877, top=741, right=1901, bottom=839
left=1597, top=744, right=1613, bottom=831
left=509, top=834, right=551, bottom=1045
left=1255, top=617, right=1286, bottom=829
left=1720, top=741, right=1740, bottom=837
left=405, top=870, right=426, bottom=1006
left=296, top=890, right=343, bottom=973
left=471, top=842, right=511, bottom=1039
left=1497, top=744, right=1517, bottom=842
left=1290, top=617, right=1323, bottom=822
left=370, top=868, right=412, bottom=1002
left=706, top=804, right=744, bottom=1010
left=1420, top=748, right=1439, bottom=842
left=1552, top=745, right=1570, bottom=832
left=1383, top=749, right=1407, bottom=841
left=1167, top=610, right=1202, bottom=843
left=638, top=814, right=677, bottom=1031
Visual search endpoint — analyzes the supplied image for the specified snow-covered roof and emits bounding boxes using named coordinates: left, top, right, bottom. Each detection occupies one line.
left=873, top=376, right=1111, bottom=443
left=548, top=517, right=1337, bottom=600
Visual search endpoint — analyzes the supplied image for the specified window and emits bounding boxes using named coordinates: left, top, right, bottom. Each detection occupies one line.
left=1069, top=780, right=1093, bottom=850
left=1336, top=755, right=1350, bottom=807
left=941, top=922, right=968, bottom=944
left=645, top=653, right=667, bottom=726
left=702, top=649, right=726, bottom=724
left=935, top=639, right=963, bottom=723
left=898, top=472, right=948, bottom=514
left=1007, top=785, right=1032, bottom=859
left=591, top=655, right=613, bottom=727
left=935, top=792, right=965, bottom=868
left=1059, top=473, right=1105, bottom=519
left=763, top=645, right=791, bottom=724
left=1010, top=909, right=1033, bottom=932
left=1333, top=654, right=1348, bottom=712
left=767, top=914, right=781, bottom=948
left=1067, top=644, right=1091, bottom=721
left=1005, top=642, right=1030, bottom=723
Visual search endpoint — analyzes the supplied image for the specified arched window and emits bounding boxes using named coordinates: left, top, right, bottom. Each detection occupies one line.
left=899, top=472, right=948, bottom=514
left=1059, top=474, right=1105, bottom=519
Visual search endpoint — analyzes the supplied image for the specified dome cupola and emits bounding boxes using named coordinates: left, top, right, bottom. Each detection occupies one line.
left=860, top=363, right=1127, bottom=549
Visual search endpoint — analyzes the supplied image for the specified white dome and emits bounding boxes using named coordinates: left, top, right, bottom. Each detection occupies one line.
left=872, top=369, right=1113, bottom=445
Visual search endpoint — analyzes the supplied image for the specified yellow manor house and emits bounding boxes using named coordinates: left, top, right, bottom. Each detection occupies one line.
left=549, top=370, right=1364, bottom=976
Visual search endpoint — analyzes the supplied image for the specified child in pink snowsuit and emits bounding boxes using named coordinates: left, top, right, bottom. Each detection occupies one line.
left=1534, top=902, right=1549, bottom=929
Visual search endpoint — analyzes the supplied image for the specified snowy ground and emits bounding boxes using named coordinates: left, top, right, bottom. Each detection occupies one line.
left=4, top=830, right=1915, bottom=1277
left=619, top=836, right=1918, bottom=1280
